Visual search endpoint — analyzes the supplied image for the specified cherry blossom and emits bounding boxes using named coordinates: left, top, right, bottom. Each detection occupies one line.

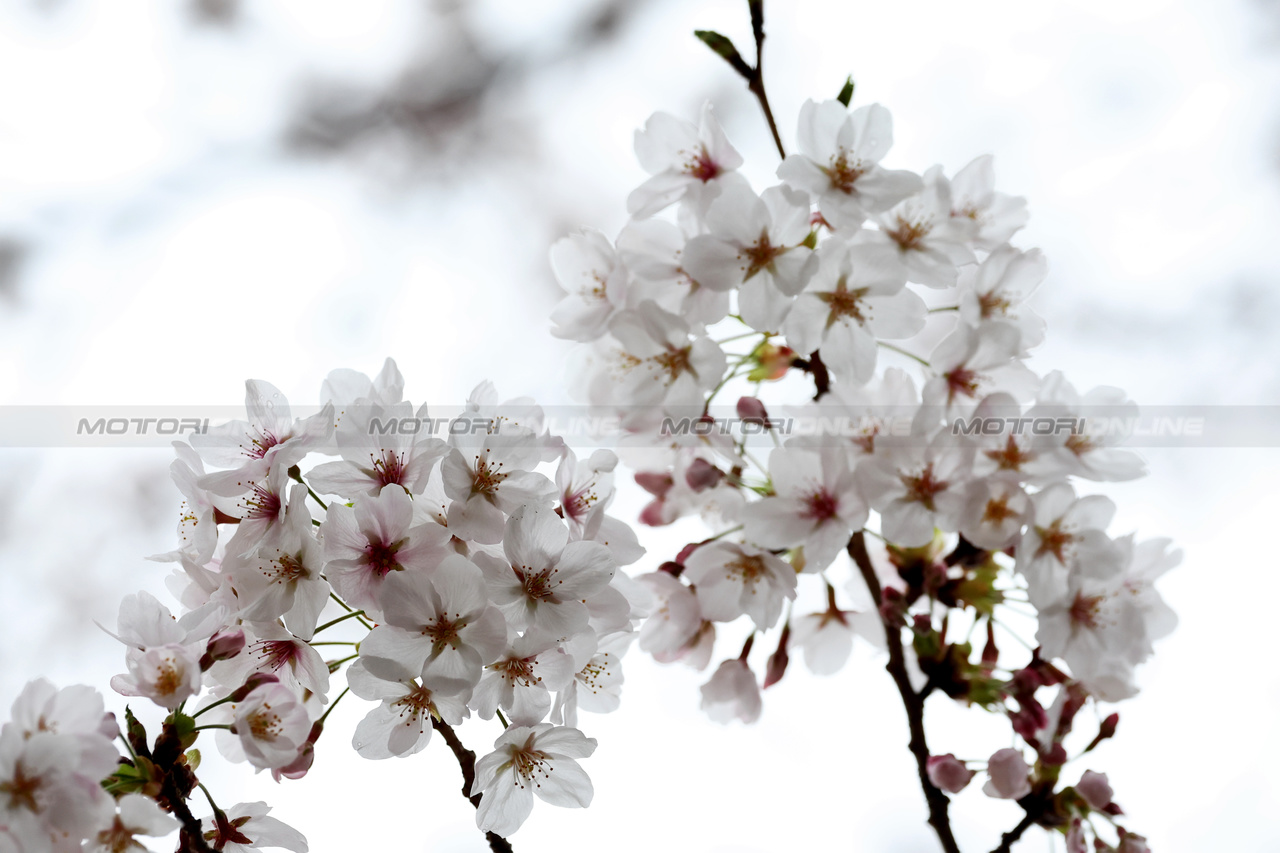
left=471, top=724, right=597, bottom=837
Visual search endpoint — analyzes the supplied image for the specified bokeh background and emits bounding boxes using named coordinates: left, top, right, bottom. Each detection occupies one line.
left=1, top=0, right=1277, bottom=850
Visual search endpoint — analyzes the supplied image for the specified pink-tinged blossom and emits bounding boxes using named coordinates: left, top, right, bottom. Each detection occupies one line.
left=214, top=464, right=294, bottom=559
left=226, top=491, right=329, bottom=640
left=210, top=624, right=330, bottom=702
left=193, top=380, right=333, bottom=496
left=636, top=572, right=703, bottom=661
left=948, top=155, right=1029, bottom=250
left=1076, top=770, right=1113, bottom=810
left=359, top=554, right=508, bottom=685
left=107, top=591, right=215, bottom=710
left=307, top=399, right=446, bottom=498
left=867, top=166, right=976, bottom=289
left=682, top=183, right=818, bottom=331
left=556, top=449, right=645, bottom=567
left=200, top=802, right=308, bottom=853
left=700, top=659, right=762, bottom=724
left=982, top=748, right=1032, bottom=800
left=856, top=440, right=971, bottom=548
left=346, top=660, right=470, bottom=761
left=229, top=682, right=312, bottom=771
left=682, top=542, right=796, bottom=631
left=957, top=246, right=1046, bottom=353
left=471, top=724, right=597, bottom=837
left=782, top=242, right=924, bottom=383
left=1017, top=482, right=1124, bottom=607
left=743, top=447, right=868, bottom=571
left=616, top=218, right=730, bottom=326
left=472, top=632, right=576, bottom=725
left=322, top=486, right=452, bottom=618
left=627, top=102, right=746, bottom=219
left=474, top=505, right=616, bottom=638
left=86, top=793, right=179, bottom=853
left=549, top=229, right=629, bottom=342
left=926, top=754, right=976, bottom=794
left=777, top=100, right=922, bottom=230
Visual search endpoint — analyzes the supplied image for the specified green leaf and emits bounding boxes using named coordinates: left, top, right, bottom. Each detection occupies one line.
left=693, top=30, right=752, bottom=78
left=837, top=75, right=855, bottom=107
left=169, top=711, right=199, bottom=750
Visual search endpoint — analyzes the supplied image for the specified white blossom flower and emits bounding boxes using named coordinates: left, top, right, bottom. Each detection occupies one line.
left=86, top=794, right=179, bottom=853
left=474, top=505, right=616, bottom=638
left=866, top=166, right=976, bottom=288
left=957, top=245, right=1046, bottom=353
left=549, top=229, right=630, bottom=342
left=743, top=447, right=868, bottom=571
left=306, top=399, right=446, bottom=498
left=982, top=748, right=1032, bottom=800
left=471, top=724, right=597, bottom=837
left=682, top=542, right=796, bottom=630
left=627, top=102, right=746, bottom=219
left=616, top=218, right=730, bottom=326
left=682, top=183, right=818, bottom=331
left=1017, top=482, right=1124, bottom=607
left=359, top=554, right=508, bottom=685
left=782, top=241, right=923, bottom=381
left=856, top=439, right=972, bottom=547
left=346, top=660, right=470, bottom=760
left=699, top=659, right=761, bottom=724
left=472, top=632, right=576, bottom=725
left=229, top=682, right=312, bottom=771
left=201, top=802, right=307, bottom=853
left=947, top=155, right=1029, bottom=250
left=322, top=486, right=452, bottom=618
left=777, top=99, right=922, bottom=230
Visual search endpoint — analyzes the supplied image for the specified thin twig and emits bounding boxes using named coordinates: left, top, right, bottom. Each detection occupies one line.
left=431, top=719, right=515, bottom=853
left=990, top=812, right=1035, bottom=853
left=848, top=531, right=962, bottom=853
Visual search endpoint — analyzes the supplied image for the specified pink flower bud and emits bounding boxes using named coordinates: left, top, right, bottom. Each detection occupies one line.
left=635, top=472, right=674, bottom=498
left=983, top=748, right=1032, bottom=800
left=926, top=754, right=975, bottom=793
left=684, top=458, right=723, bottom=492
left=1076, top=770, right=1113, bottom=810
left=202, top=629, right=246, bottom=669
left=228, top=672, right=279, bottom=702
left=736, top=396, right=770, bottom=427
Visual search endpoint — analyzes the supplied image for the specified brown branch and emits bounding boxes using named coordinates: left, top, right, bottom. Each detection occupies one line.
left=432, top=719, right=515, bottom=853
left=848, top=532, right=962, bottom=853
left=990, top=812, right=1035, bottom=853
left=746, top=0, right=786, bottom=159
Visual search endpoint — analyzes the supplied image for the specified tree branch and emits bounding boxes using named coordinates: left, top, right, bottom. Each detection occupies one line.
left=990, top=812, right=1035, bottom=853
left=848, top=531, right=962, bottom=853
left=694, top=1, right=786, bottom=158
left=432, top=719, right=515, bottom=853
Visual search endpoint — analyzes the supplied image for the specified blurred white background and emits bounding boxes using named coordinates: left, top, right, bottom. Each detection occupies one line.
left=1, top=0, right=1277, bottom=850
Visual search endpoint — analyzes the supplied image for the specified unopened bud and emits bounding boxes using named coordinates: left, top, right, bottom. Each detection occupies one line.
left=926, top=754, right=975, bottom=794
left=228, top=673, right=279, bottom=703
left=685, top=458, right=723, bottom=492
left=736, top=396, right=770, bottom=428
left=202, top=629, right=246, bottom=671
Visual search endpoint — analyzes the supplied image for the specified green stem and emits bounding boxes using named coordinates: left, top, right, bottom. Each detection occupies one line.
left=878, top=340, right=930, bottom=367
left=314, top=609, right=367, bottom=634
left=317, top=687, right=350, bottom=727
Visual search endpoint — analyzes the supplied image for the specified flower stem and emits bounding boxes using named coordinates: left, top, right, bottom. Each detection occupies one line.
left=847, top=531, right=962, bottom=853
left=314, top=609, right=367, bottom=634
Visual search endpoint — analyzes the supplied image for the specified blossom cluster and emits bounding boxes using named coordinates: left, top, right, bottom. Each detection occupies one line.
left=550, top=96, right=1173, bottom=850
left=2, top=363, right=649, bottom=851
